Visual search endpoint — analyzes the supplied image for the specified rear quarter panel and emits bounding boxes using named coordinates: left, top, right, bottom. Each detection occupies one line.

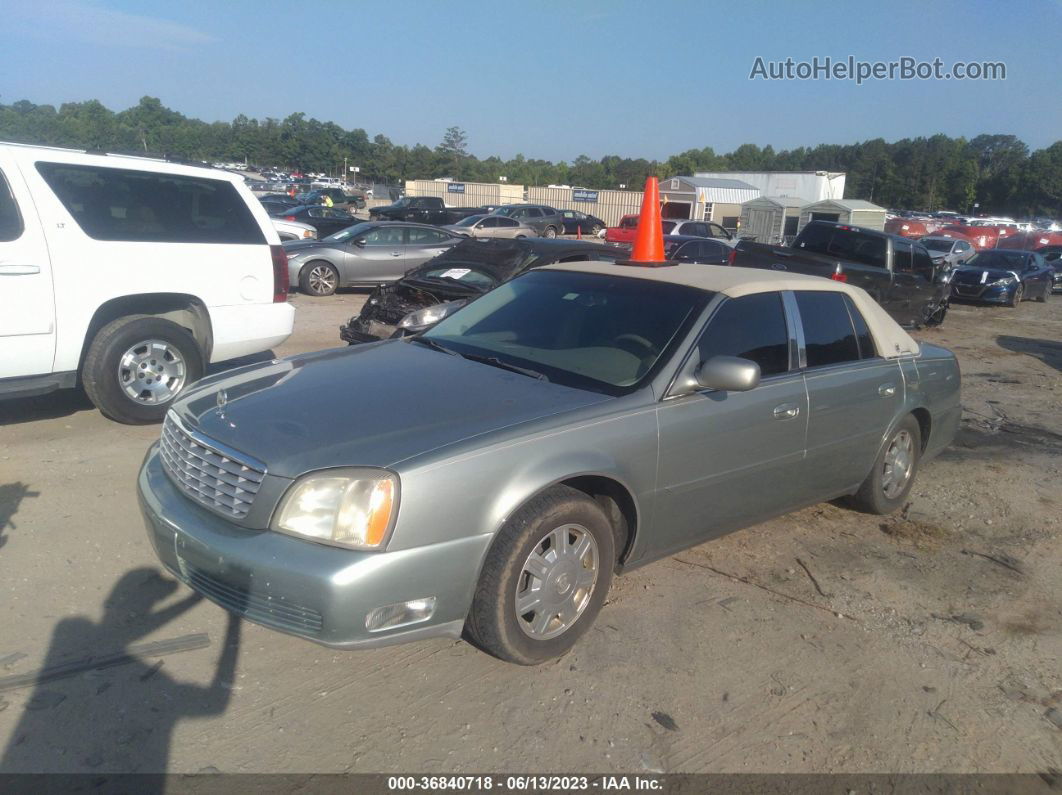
left=905, top=344, right=961, bottom=460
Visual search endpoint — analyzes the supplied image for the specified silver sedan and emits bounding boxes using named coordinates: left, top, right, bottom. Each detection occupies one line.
left=284, top=221, right=464, bottom=296
left=444, top=214, right=538, bottom=239
left=138, top=261, right=960, bottom=664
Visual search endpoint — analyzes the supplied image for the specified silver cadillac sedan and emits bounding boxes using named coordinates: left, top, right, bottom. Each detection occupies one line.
left=138, top=261, right=961, bottom=664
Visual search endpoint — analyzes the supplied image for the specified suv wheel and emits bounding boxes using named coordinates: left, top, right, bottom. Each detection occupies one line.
left=83, top=315, right=204, bottom=425
left=543, top=226, right=558, bottom=239
left=465, top=485, right=615, bottom=665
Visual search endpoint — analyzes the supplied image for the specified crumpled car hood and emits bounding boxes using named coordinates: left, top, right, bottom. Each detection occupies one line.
left=172, top=340, right=610, bottom=479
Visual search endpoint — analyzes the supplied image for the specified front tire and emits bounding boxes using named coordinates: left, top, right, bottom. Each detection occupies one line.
left=465, top=486, right=615, bottom=665
left=590, top=224, right=603, bottom=236
left=1008, top=285, right=1024, bottom=306
left=82, top=315, right=204, bottom=424
left=847, top=415, right=921, bottom=515
left=299, top=261, right=339, bottom=296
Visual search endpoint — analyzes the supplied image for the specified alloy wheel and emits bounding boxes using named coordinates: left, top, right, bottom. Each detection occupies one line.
left=118, top=339, right=187, bottom=404
left=308, top=264, right=338, bottom=295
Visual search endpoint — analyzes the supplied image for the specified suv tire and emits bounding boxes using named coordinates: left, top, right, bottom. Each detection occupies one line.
left=83, top=315, right=204, bottom=425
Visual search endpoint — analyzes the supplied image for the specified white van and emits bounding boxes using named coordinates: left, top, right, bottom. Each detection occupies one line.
left=0, top=142, right=295, bottom=424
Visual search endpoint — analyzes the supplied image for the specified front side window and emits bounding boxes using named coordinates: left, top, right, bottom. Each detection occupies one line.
left=35, top=162, right=264, bottom=244
left=697, top=292, right=790, bottom=377
left=0, top=169, right=24, bottom=242
left=795, top=291, right=860, bottom=367
left=424, top=270, right=708, bottom=394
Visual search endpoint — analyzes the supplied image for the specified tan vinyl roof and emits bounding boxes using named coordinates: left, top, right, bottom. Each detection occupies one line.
left=543, top=260, right=920, bottom=358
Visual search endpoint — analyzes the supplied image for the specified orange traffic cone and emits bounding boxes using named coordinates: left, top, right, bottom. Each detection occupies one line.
left=627, top=177, right=668, bottom=265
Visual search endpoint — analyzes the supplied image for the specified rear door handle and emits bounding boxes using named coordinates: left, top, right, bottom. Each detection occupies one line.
left=0, top=264, right=40, bottom=275
left=879, top=383, right=897, bottom=397
left=773, top=403, right=800, bottom=419
left=390, top=251, right=401, bottom=257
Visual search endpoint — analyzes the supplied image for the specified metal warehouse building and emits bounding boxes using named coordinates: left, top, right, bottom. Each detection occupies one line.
left=797, top=198, right=887, bottom=233
left=739, top=196, right=807, bottom=244
left=658, top=176, right=760, bottom=232
left=693, top=171, right=846, bottom=203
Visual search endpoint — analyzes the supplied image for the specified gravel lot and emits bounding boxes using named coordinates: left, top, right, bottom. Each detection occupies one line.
left=0, top=289, right=1060, bottom=775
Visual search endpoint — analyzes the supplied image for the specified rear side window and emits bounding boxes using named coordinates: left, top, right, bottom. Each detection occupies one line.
left=0, top=170, right=24, bottom=242
left=795, top=291, right=860, bottom=367
left=35, top=162, right=265, bottom=244
left=698, top=292, right=790, bottom=377
left=843, top=295, right=876, bottom=358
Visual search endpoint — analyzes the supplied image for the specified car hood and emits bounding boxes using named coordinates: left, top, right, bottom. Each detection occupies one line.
left=171, top=340, right=610, bottom=479
left=284, top=241, right=343, bottom=258
left=953, top=265, right=1021, bottom=282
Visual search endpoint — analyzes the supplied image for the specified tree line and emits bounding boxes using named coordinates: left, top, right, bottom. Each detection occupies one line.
left=2, top=96, right=1060, bottom=217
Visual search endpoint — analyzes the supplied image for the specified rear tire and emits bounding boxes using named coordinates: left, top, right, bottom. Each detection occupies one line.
left=1035, top=285, right=1048, bottom=303
left=299, top=261, right=339, bottom=296
left=83, top=315, right=204, bottom=425
left=846, top=415, right=921, bottom=515
left=465, top=486, right=615, bottom=665
left=543, top=226, right=558, bottom=239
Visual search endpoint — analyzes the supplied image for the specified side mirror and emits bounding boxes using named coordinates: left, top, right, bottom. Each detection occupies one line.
left=353, top=238, right=367, bottom=247
left=696, top=356, right=761, bottom=392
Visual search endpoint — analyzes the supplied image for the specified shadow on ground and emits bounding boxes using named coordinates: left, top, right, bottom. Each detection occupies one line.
left=0, top=482, right=40, bottom=551
left=997, top=335, right=1062, bottom=373
left=0, top=568, right=240, bottom=779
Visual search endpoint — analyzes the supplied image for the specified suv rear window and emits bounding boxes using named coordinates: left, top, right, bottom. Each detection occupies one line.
left=0, top=170, right=24, bottom=242
left=36, top=162, right=266, bottom=244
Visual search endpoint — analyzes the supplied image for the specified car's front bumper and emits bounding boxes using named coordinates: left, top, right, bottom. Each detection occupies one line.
left=949, top=283, right=1015, bottom=303
left=138, top=444, right=491, bottom=649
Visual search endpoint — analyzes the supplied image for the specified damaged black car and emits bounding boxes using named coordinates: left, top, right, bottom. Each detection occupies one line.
left=339, top=237, right=629, bottom=344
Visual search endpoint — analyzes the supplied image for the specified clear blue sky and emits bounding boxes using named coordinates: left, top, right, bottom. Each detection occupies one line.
left=4, top=0, right=1060, bottom=161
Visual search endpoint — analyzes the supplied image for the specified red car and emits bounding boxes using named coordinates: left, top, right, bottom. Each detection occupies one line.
left=939, top=225, right=1000, bottom=250
left=605, top=214, right=639, bottom=245
left=997, top=229, right=1062, bottom=250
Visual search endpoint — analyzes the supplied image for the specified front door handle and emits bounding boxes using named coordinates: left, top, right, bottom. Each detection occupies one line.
left=390, top=251, right=401, bottom=257
left=773, top=403, right=800, bottom=419
left=0, top=264, right=40, bottom=275
left=879, top=383, right=897, bottom=397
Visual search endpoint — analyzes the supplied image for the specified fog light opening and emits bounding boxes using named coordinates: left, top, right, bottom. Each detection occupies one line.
left=365, top=597, right=437, bottom=632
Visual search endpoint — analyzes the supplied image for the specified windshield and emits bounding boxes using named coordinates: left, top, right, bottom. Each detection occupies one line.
left=455, top=215, right=485, bottom=227
left=324, top=222, right=374, bottom=242
left=965, top=251, right=1026, bottom=269
left=922, top=239, right=954, bottom=252
left=423, top=270, right=708, bottom=395
left=411, top=265, right=496, bottom=292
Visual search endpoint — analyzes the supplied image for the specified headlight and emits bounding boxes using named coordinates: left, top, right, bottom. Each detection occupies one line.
left=274, top=469, right=398, bottom=550
left=286, top=252, right=300, bottom=259
left=987, top=276, right=1017, bottom=287
left=397, top=299, right=467, bottom=331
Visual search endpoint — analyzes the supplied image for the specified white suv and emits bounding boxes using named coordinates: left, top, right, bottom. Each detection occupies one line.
left=0, top=142, right=295, bottom=423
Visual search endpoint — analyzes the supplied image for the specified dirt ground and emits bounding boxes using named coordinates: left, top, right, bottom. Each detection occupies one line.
left=0, top=289, right=1059, bottom=775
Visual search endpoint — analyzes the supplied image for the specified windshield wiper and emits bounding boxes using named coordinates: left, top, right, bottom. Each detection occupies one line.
left=408, top=336, right=457, bottom=355
left=456, top=352, right=549, bottom=381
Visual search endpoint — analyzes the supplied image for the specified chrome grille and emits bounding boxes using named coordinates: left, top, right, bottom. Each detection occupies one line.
left=159, top=413, right=265, bottom=519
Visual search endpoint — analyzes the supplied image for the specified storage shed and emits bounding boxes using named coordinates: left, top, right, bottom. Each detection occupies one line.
left=739, top=196, right=808, bottom=244
left=658, top=177, right=760, bottom=231
left=797, top=199, right=887, bottom=233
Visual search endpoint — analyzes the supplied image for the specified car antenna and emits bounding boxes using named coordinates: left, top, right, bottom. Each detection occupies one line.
left=618, top=177, right=676, bottom=268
